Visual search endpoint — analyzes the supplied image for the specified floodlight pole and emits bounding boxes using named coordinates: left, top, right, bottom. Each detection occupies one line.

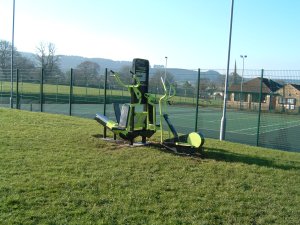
left=164, top=56, right=168, bottom=81
left=240, top=55, right=247, bottom=87
left=10, top=0, right=16, bottom=108
left=240, top=55, right=247, bottom=109
left=220, top=0, right=234, bottom=141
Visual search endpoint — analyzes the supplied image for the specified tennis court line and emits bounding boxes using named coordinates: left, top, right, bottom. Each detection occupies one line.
left=201, top=115, right=258, bottom=124
left=231, top=119, right=300, bottom=135
left=257, top=122, right=300, bottom=135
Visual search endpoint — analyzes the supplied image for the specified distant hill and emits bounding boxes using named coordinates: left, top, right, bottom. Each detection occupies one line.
left=20, top=52, right=37, bottom=63
left=58, top=55, right=131, bottom=72
left=21, top=52, right=224, bottom=83
left=161, top=68, right=224, bottom=84
left=20, top=52, right=132, bottom=72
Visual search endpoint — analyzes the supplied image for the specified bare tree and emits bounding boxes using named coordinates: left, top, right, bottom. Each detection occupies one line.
left=118, top=65, right=133, bottom=84
left=0, top=40, right=35, bottom=79
left=36, top=42, right=61, bottom=80
left=149, top=69, right=174, bottom=93
left=0, top=40, right=11, bottom=71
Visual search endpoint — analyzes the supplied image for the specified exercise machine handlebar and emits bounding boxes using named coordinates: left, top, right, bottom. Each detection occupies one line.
left=110, top=70, right=141, bottom=88
left=110, top=70, right=142, bottom=103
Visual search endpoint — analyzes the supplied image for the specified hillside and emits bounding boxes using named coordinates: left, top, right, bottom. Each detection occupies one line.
left=21, top=52, right=224, bottom=83
left=58, top=55, right=131, bottom=72
left=20, top=52, right=132, bottom=72
left=165, top=68, right=224, bottom=83
left=0, top=108, right=299, bottom=224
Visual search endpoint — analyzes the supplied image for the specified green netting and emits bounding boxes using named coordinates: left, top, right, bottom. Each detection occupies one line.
left=257, top=70, right=300, bottom=151
left=1, top=67, right=299, bottom=152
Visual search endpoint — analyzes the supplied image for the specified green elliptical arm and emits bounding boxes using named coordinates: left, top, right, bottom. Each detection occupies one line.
left=167, top=82, right=176, bottom=100
left=159, top=77, right=168, bottom=143
left=165, top=80, right=176, bottom=139
left=110, top=70, right=142, bottom=104
left=159, top=78, right=177, bottom=143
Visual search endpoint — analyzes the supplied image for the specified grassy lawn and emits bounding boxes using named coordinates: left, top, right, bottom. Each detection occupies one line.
left=0, top=108, right=299, bottom=224
left=0, top=81, right=221, bottom=106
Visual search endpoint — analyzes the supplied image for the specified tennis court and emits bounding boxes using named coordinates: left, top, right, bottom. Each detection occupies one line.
left=165, top=105, right=300, bottom=151
left=8, top=102, right=299, bottom=152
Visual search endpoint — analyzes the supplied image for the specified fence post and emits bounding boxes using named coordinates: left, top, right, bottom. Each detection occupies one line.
left=16, top=69, right=20, bottom=109
left=103, top=68, right=108, bottom=138
left=98, top=80, right=101, bottom=101
left=85, top=73, right=88, bottom=102
left=0, top=74, right=2, bottom=103
left=281, top=85, right=285, bottom=113
left=69, top=68, right=73, bottom=116
left=256, top=69, right=264, bottom=146
left=195, top=68, right=201, bottom=132
left=40, top=68, right=44, bottom=112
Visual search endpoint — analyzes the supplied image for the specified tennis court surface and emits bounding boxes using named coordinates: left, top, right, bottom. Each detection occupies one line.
left=7, top=103, right=299, bottom=152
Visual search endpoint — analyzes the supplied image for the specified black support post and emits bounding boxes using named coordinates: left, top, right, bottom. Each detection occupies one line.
left=16, top=69, right=20, bottom=109
left=69, top=68, right=73, bottom=116
left=103, top=68, right=108, bottom=138
left=40, top=68, right=44, bottom=112
left=256, top=69, right=264, bottom=146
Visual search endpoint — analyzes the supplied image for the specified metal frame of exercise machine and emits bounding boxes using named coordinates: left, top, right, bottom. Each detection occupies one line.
left=95, top=58, right=205, bottom=154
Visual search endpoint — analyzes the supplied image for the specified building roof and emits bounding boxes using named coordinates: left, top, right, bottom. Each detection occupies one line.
left=229, top=77, right=283, bottom=94
left=290, top=83, right=300, bottom=91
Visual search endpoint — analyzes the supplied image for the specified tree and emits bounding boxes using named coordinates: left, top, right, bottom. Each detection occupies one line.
left=75, top=61, right=101, bottom=87
left=15, top=56, right=35, bottom=69
left=0, top=40, right=12, bottom=72
left=0, top=40, right=35, bottom=79
left=182, top=80, right=195, bottom=97
left=117, top=65, right=132, bottom=85
left=199, top=78, right=210, bottom=92
left=36, top=42, right=62, bottom=80
left=149, top=69, right=175, bottom=93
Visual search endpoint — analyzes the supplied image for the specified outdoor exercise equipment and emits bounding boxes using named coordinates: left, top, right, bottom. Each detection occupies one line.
left=95, top=58, right=157, bottom=145
left=159, top=77, right=205, bottom=154
left=95, top=58, right=205, bottom=154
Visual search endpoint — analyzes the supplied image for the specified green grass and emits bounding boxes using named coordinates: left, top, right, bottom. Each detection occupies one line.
left=0, top=108, right=299, bottom=224
left=1, top=81, right=129, bottom=97
left=1, top=81, right=221, bottom=106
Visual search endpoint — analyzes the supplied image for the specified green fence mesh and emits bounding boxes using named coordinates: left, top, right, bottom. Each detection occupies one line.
left=1, top=67, right=299, bottom=152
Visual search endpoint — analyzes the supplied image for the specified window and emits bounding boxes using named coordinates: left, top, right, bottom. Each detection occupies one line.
left=252, top=94, right=260, bottom=103
left=287, top=98, right=296, bottom=105
left=261, top=94, right=267, bottom=103
left=252, top=93, right=267, bottom=103
left=241, top=93, right=247, bottom=102
left=234, top=93, right=247, bottom=102
left=279, top=97, right=296, bottom=105
left=278, top=97, right=286, bottom=104
left=279, top=97, right=296, bottom=110
left=234, top=93, right=240, bottom=101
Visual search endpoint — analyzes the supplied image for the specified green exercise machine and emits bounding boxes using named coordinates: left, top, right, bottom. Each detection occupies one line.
left=95, top=58, right=204, bottom=153
left=95, top=58, right=157, bottom=145
left=158, top=77, right=205, bottom=154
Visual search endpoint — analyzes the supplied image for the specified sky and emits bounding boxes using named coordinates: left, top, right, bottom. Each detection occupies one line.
left=0, top=0, right=299, bottom=70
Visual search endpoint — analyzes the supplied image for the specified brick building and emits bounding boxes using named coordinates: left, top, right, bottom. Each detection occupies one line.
left=228, top=77, right=282, bottom=111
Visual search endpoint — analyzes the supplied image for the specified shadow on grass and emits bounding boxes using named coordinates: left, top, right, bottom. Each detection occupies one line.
left=204, top=147, right=300, bottom=171
left=92, top=135, right=299, bottom=171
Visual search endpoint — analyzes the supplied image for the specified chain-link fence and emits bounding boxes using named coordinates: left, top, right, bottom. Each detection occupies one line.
left=1, top=67, right=299, bottom=152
